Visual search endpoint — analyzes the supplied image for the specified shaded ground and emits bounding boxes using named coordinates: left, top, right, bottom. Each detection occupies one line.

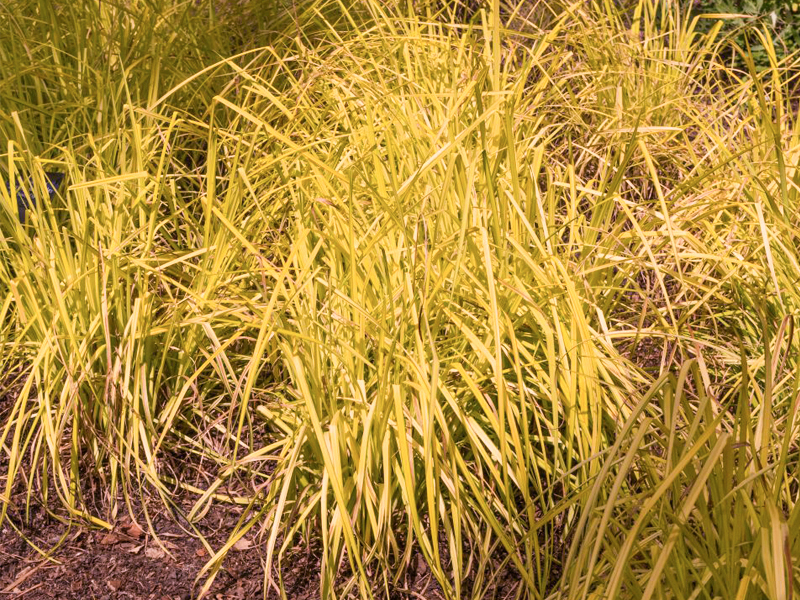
left=0, top=461, right=449, bottom=600
left=0, top=386, right=451, bottom=600
left=0, top=499, right=312, bottom=600
left=0, top=494, right=466, bottom=599
left=0, top=396, right=314, bottom=599
left=0, top=502, right=451, bottom=599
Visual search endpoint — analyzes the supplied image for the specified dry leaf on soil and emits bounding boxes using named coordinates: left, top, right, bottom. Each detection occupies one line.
left=145, top=547, right=165, bottom=559
left=232, top=538, right=252, bottom=551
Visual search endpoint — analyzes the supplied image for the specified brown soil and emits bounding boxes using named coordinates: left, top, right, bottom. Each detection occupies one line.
left=0, top=483, right=457, bottom=600
left=0, top=387, right=501, bottom=600
left=0, top=394, right=313, bottom=599
left=0, top=502, right=457, bottom=600
left=0, top=497, right=310, bottom=600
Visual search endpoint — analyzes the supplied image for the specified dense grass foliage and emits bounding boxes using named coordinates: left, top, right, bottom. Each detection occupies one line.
left=1, top=0, right=799, bottom=598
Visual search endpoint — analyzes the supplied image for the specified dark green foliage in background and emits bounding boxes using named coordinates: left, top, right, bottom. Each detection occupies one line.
left=691, top=0, right=800, bottom=68
left=419, top=0, right=800, bottom=70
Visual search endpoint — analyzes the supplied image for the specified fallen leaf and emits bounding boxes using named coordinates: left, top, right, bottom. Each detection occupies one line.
left=232, top=538, right=252, bottom=551
left=415, top=554, right=429, bottom=576
left=123, top=523, right=143, bottom=539
left=128, top=545, right=143, bottom=555
left=107, top=579, right=122, bottom=591
left=99, top=533, right=121, bottom=545
left=145, top=547, right=165, bottom=559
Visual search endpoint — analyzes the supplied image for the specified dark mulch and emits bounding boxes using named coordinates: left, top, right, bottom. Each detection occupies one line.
left=0, top=387, right=507, bottom=600
left=0, top=367, right=308, bottom=600
left=0, top=499, right=457, bottom=600
left=0, top=497, right=314, bottom=600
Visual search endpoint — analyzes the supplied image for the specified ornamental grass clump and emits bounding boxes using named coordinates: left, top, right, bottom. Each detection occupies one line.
left=0, top=0, right=799, bottom=598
